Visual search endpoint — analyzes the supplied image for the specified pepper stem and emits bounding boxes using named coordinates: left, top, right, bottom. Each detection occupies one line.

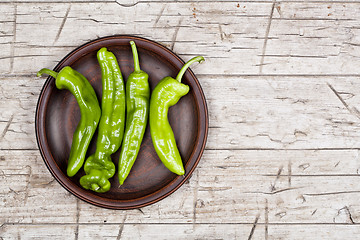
left=37, top=68, right=58, bottom=78
left=130, top=41, right=141, bottom=73
left=91, top=183, right=100, bottom=191
left=176, top=56, right=205, bottom=83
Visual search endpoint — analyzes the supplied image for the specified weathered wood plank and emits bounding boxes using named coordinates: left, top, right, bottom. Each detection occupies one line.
left=194, top=149, right=360, bottom=224
left=204, top=75, right=360, bottom=149
left=269, top=225, right=360, bottom=239
left=0, top=223, right=265, bottom=240
left=263, top=2, right=360, bottom=74
left=0, top=150, right=78, bottom=224
left=3, top=75, right=360, bottom=150
left=9, top=1, right=268, bottom=76
left=0, top=224, right=77, bottom=239
left=1, top=150, right=360, bottom=225
left=0, top=77, right=41, bottom=150
left=2, top=223, right=360, bottom=240
left=0, top=4, right=15, bottom=73
left=0, top=2, right=359, bottom=75
left=76, top=223, right=265, bottom=240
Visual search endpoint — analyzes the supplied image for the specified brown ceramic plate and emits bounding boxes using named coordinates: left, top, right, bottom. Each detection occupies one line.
left=35, top=35, right=208, bottom=209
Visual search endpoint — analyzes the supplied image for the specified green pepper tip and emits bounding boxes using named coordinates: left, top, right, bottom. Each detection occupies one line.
left=99, top=47, right=108, bottom=53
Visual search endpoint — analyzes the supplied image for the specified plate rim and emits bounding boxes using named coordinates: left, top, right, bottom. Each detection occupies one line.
left=35, top=35, right=208, bottom=210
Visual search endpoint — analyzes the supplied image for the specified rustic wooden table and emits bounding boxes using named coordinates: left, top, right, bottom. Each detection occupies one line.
left=1, top=0, right=360, bottom=239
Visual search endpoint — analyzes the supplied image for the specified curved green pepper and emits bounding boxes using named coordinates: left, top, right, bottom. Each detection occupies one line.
left=118, top=41, right=150, bottom=185
left=37, top=66, right=101, bottom=177
left=149, top=56, right=204, bottom=175
left=80, top=47, right=126, bottom=193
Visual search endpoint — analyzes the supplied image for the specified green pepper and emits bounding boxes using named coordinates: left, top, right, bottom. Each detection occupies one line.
left=37, top=66, right=101, bottom=177
left=149, top=56, right=204, bottom=175
left=80, top=47, right=126, bottom=193
left=118, top=41, right=150, bottom=185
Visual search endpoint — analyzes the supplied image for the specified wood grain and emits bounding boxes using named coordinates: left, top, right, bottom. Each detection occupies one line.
left=2, top=0, right=360, bottom=239
left=3, top=75, right=360, bottom=150
left=1, top=2, right=360, bottom=75
left=1, top=150, right=360, bottom=224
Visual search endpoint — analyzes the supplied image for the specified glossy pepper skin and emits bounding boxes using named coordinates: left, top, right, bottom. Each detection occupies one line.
left=118, top=41, right=150, bottom=185
left=80, top=47, right=126, bottom=193
left=149, top=56, right=204, bottom=175
left=37, top=66, right=101, bottom=177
